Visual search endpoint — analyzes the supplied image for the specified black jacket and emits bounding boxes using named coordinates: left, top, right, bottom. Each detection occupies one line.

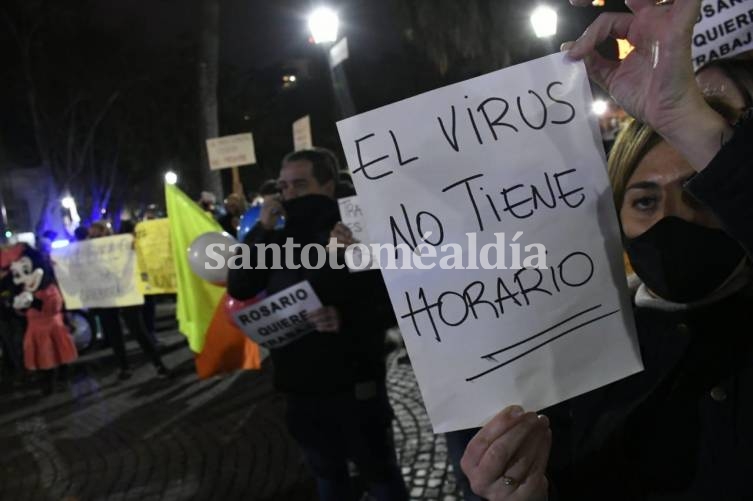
left=547, top=114, right=753, bottom=500
left=227, top=195, right=396, bottom=395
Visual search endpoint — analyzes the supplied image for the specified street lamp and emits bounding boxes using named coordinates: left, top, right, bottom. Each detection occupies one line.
left=592, top=99, right=608, bottom=116
left=165, top=171, right=178, bottom=185
left=61, top=196, right=75, bottom=209
left=531, top=6, right=558, bottom=38
left=61, top=195, right=81, bottom=231
left=308, top=6, right=339, bottom=44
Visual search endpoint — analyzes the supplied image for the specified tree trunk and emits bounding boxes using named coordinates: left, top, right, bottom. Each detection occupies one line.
left=197, top=0, right=223, bottom=199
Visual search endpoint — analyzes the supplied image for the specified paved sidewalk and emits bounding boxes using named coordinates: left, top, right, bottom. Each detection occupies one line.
left=0, top=328, right=463, bottom=500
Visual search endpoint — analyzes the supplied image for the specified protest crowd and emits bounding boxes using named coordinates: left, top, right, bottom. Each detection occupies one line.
left=2, top=0, right=753, bottom=500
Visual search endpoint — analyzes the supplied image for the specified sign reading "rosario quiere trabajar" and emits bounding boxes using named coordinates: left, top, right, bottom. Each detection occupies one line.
left=231, top=281, right=322, bottom=349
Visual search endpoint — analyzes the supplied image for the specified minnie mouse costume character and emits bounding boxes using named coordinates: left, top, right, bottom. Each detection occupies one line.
left=9, top=244, right=77, bottom=372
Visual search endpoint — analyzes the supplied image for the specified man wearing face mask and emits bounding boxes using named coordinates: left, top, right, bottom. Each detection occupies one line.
left=227, top=148, right=408, bottom=501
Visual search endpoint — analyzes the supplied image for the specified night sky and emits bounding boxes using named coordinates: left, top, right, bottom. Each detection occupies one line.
left=0, top=0, right=624, bottom=228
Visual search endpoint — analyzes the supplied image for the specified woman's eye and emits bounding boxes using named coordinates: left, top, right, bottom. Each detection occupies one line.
left=631, top=196, right=657, bottom=211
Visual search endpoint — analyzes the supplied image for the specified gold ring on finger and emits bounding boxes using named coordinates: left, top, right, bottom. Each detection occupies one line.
left=502, top=475, right=519, bottom=487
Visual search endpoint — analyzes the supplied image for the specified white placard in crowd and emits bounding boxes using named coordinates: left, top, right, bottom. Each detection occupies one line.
left=206, top=133, right=257, bottom=170
left=338, top=195, right=370, bottom=245
left=52, top=234, right=145, bottom=309
left=232, top=281, right=322, bottom=349
left=336, top=53, right=642, bottom=432
left=338, top=195, right=379, bottom=272
left=293, top=115, right=313, bottom=151
left=329, top=37, right=349, bottom=68
left=692, top=0, right=753, bottom=69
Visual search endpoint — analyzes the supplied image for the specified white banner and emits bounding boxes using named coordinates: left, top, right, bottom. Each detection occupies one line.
left=336, top=53, right=642, bottom=432
left=232, top=281, right=322, bottom=349
left=52, top=235, right=144, bottom=309
left=693, top=0, right=753, bottom=69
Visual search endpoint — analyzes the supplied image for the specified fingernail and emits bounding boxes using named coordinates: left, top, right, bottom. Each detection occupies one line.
left=537, top=414, right=550, bottom=426
left=509, top=405, right=524, bottom=418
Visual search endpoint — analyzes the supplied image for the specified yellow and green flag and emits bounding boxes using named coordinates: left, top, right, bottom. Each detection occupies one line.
left=165, top=184, right=262, bottom=377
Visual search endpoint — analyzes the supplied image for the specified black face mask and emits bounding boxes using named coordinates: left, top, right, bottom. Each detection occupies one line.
left=282, top=194, right=339, bottom=233
left=624, top=216, right=746, bottom=303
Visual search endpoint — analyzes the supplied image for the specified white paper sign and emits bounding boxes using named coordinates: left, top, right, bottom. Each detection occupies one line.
left=206, top=133, right=257, bottom=170
left=329, top=37, right=349, bottom=68
left=693, top=0, right=753, bottom=69
left=338, top=195, right=370, bottom=244
left=293, top=115, right=313, bottom=151
left=52, top=235, right=145, bottom=309
left=338, top=195, right=379, bottom=272
left=232, top=281, right=322, bottom=349
left=336, top=53, right=642, bottom=432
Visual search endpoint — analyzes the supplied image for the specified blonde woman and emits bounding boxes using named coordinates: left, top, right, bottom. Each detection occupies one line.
left=461, top=1, right=753, bottom=499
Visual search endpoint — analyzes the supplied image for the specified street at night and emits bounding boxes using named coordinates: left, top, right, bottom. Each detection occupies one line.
left=2, top=1, right=753, bottom=500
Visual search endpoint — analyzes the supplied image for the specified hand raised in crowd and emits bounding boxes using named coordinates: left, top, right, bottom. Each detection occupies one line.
left=259, top=195, right=284, bottom=230
left=308, top=306, right=341, bottom=333
left=565, top=0, right=732, bottom=170
left=329, top=222, right=358, bottom=250
left=461, top=406, right=551, bottom=501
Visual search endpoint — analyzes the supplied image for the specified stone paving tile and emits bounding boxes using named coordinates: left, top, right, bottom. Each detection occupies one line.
left=0, top=325, right=461, bottom=500
left=386, top=350, right=460, bottom=501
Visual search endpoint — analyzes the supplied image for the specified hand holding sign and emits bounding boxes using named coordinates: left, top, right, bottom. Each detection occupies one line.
left=308, top=306, right=341, bottom=333
left=329, top=222, right=358, bottom=248
left=565, top=0, right=732, bottom=171
left=565, top=0, right=702, bottom=131
left=461, top=406, right=551, bottom=501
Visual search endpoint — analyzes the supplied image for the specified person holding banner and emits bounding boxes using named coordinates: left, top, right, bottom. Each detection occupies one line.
left=462, top=1, right=753, bottom=499
left=88, top=221, right=170, bottom=380
left=228, top=148, right=408, bottom=501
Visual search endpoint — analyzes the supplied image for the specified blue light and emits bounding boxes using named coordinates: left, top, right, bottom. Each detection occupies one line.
left=51, top=239, right=70, bottom=249
left=3, top=230, right=11, bottom=238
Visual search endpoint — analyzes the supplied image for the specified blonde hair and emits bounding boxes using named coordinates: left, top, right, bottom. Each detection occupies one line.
left=607, top=119, right=661, bottom=212
left=608, top=97, right=739, bottom=213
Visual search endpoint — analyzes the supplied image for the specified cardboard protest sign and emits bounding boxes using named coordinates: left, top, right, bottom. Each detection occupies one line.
left=293, top=115, right=313, bottom=151
left=693, top=0, right=753, bottom=69
left=135, top=219, right=177, bottom=295
left=206, top=133, right=257, bottom=170
left=232, top=281, right=322, bottom=349
left=336, top=53, right=642, bottom=432
left=52, top=234, right=144, bottom=309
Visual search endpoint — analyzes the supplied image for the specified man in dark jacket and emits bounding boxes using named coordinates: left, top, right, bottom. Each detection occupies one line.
left=227, top=148, right=408, bottom=501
